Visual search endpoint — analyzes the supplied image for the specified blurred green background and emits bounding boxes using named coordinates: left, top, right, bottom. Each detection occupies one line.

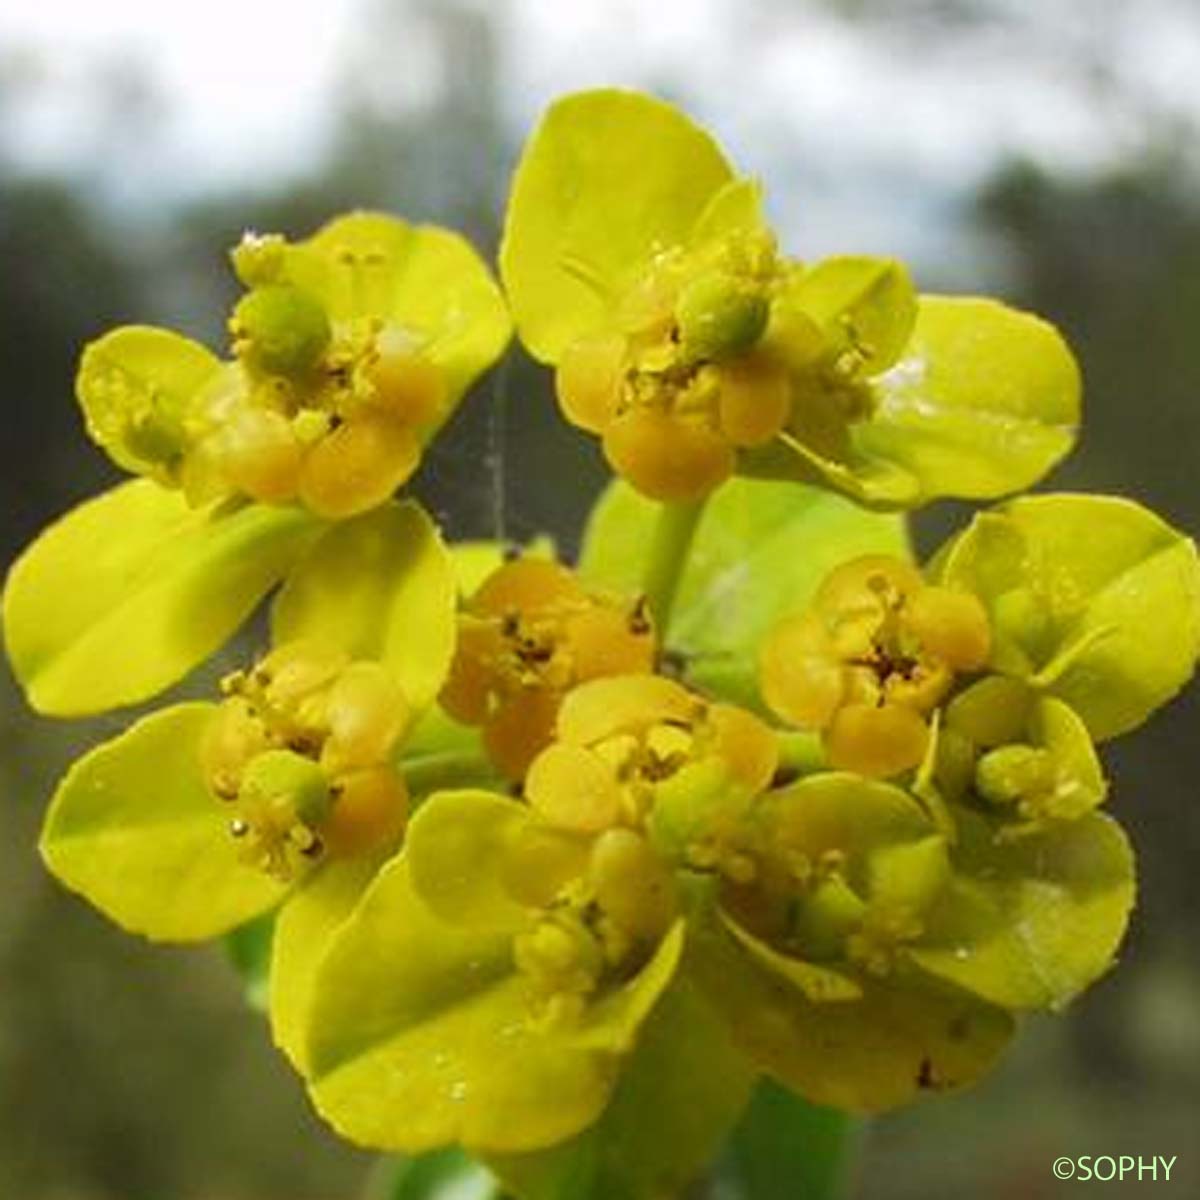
left=2, top=1, right=1199, bottom=1196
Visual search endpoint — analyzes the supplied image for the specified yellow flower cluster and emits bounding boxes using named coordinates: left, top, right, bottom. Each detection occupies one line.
left=3, top=87, right=1198, bottom=1200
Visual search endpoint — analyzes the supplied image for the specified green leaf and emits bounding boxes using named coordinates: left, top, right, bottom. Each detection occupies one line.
left=934, top=493, right=1200, bottom=739
left=224, top=911, right=276, bottom=1011
left=723, top=1080, right=859, bottom=1200
left=398, top=710, right=504, bottom=800
left=305, top=856, right=683, bottom=1154
left=270, top=851, right=391, bottom=1074
left=76, top=325, right=222, bottom=475
left=487, top=980, right=756, bottom=1200
left=280, top=212, right=511, bottom=424
left=500, top=88, right=733, bottom=362
left=856, top=295, right=1081, bottom=501
left=272, top=502, right=457, bottom=710
left=2, top=481, right=320, bottom=715
left=579, top=476, right=908, bottom=710
left=40, top=703, right=286, bottom=941
left=684, top=884, right=1013, bottom=1113
left=912, top=806, right=1135, bottom=1011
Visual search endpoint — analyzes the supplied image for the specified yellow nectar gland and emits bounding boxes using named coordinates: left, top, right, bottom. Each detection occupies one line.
left=554, top=235, right=791, bottom=502
left=439, top=559, right=657, bottom=780
left=761, top=555, right=991, bottom=778
left=201, top=641, right=411, bottom=879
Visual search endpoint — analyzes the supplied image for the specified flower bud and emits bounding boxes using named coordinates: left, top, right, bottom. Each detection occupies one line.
left=991, top=586, right=1053, bottom=660
left=514, top=915, right=602, bottom=1001
left=76, top=337, right=193, bottom=475
left=975, top=745, right=1057, bottom=807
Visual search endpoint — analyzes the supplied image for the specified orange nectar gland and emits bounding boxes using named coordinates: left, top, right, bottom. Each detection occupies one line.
left=200, top=641, right=411, bottom=879
left=760, top=555, right=991, bottom=779
left=555, top=245, right=790, bottom=503
left=439, top=558, right=657, bottom=780
left=198, top=272, right=444, bottom=518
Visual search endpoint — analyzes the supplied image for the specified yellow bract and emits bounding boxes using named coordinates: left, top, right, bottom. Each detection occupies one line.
left=504, top=90, right=1085, bottom=510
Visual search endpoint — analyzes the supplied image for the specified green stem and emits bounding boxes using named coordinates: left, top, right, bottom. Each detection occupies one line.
left=642, top=498, right=707, bottom=635
left=401, top=749, right=500, bottom=798
left=775, top=731, right=828, bottom=778
left=720, top=1081, right=860, bottom=1200
left=363, top=1149, right=501, bottom=1200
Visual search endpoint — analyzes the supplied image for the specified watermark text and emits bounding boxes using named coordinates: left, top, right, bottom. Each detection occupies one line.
left=1052, top=1156, right=1177, bottom=1181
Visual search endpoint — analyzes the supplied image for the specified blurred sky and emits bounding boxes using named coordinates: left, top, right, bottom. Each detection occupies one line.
left=5, top=0, right=1200, bottom=281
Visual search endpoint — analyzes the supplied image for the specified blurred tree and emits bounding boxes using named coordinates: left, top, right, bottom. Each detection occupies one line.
left=0, top=177, right=135, bottom=561
left=978, top=157, right=1200, bottom=527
